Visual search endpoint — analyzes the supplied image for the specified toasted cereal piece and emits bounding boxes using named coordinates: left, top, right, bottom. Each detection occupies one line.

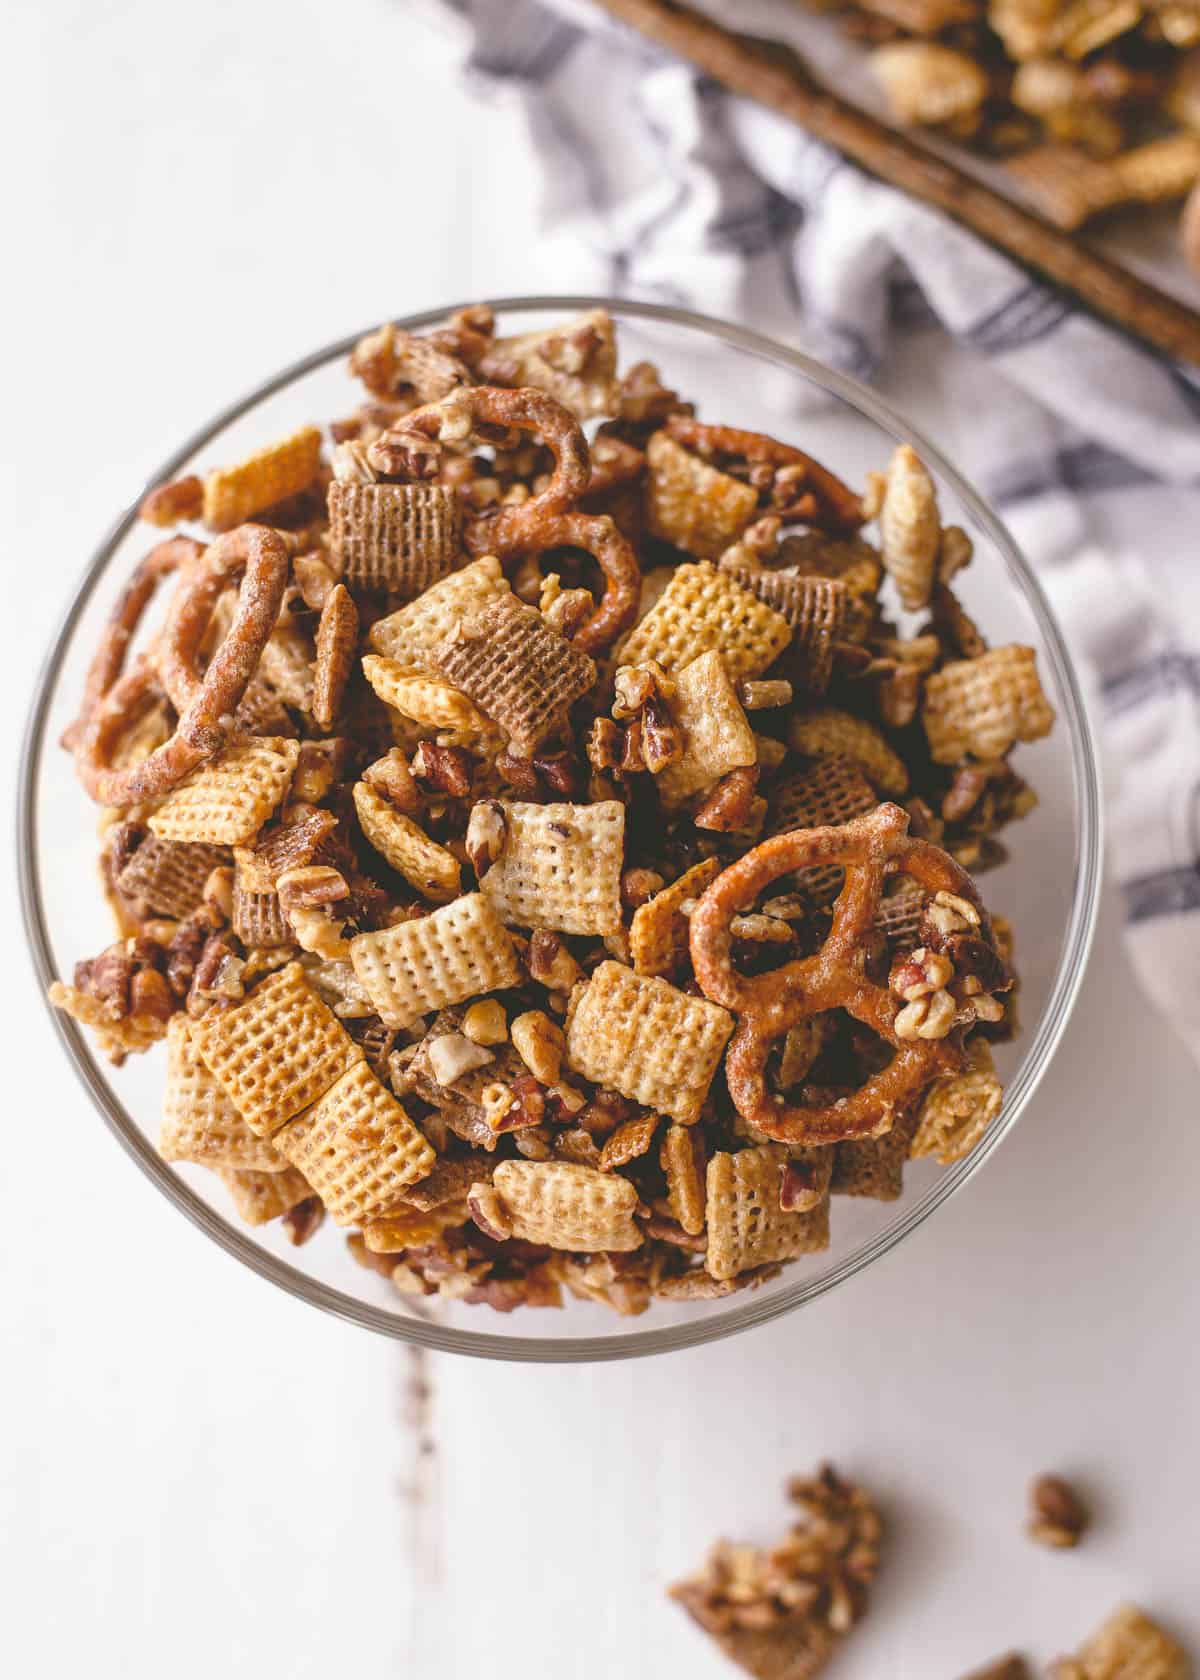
left=401, top=1150, right=494, bottom=1210
left=361, top=655, right=496, bottom=740
left=231, top=846, right=292, bottom=947
left=191, top=960, right=363, bottom=1135
left=353, top=783, right=461, bottom=902
left=476, top=798, right=624, bottom=935
left=875, top=879, right=926, bottom=957
left=645, top=430, right=759, bottom=559
left=328, top=480, right=461, bottom=593
left=831, top=1102, right=920, bottom=1200
left=788, top=708, right=908, bottom=797
left=769, top=756, right=879, bottom=905
left=431, top=594, right=596, bottom=753
left=491, top=1159, right=643, bottom=1251
left=479, top=308, right=619, bottom=419
left=218, top=1164, right=312, bottom=1226
left=349, top=893, right=522, bottom=1030
left=1051, top=1604, right=1189, bottom=1680
left=148, top=737, right=301, bottom=846
left=565, top=961, right=733, bottom=1126
left=924, top=645, right=1055, bottom=763
left=363, top=1199, right=469, bottom=1251
left=115, top=834, right=229, bottom=919
left=654, top=1266, right=778, bottom=1302
left=275, top=1061, right=434, bottom=1224
left=661, top=1123, right=707, bottom=1235
left=160, top=1014, right=284, bottom=1171
left=311, top=584, right=358, bottom=731
left=870, top=41, right=988, bottom=131
left=202, top=425, right=323, bottom=533
left=258, top=622, right=315, bottom=711
left=598, top=1112, right=660, bottom=1172
left=869, top=443, right=942, bottom=611
left=705, top=1145, right=831, bottom=1279
left=910, top=1037, right=1003, bottom=1164
left=617, top=561, right=792, bottom=682
left=368, top=554, right=510, bottom=665
left=720, top=565, right=846, bottom=691
left=629, top=856, right=723, bottom=977
left=656, top=651, right=758, bottom=806
left=784, top=531, right=884, bottom=643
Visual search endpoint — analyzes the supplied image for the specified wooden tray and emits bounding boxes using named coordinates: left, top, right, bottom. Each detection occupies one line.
left=595, top=0, right=1200, bottom=367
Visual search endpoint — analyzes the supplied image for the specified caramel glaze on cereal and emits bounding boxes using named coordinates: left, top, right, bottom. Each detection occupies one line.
left=49, top=303, right=1051, bottom=1315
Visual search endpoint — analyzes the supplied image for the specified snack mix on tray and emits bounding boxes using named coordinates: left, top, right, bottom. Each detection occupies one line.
left=826, top=0, right=1200, bottom=256
left=50, top=304, right=1055, bottom=1316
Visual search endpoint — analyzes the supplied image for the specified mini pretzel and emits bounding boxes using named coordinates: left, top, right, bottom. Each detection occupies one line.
left=66, top=535, right=202, bottom=750
left=690, top=803, right=987, bottom=1145
left=75, top=525, right=290, bottom=808
left=370, top=386, right=638, bottom=653
left=368, top=385, right=589, bottom=513
left=466, top=505, right=639, bottom=655
left=666, top=416, right=864, bottom=533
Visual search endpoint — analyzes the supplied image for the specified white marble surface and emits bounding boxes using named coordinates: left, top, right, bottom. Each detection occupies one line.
left=4, top=3, right=1197, bottom=1675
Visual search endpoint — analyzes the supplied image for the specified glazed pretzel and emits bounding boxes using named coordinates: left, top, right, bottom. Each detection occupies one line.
left=65, top=535, right=202, bottom=752
left=155, top=523, right=290, bottom=716
left=690, top=803, right=988, bottom=1145
left=75, top=525, right=289, bottom=808
left=370, top=386, right=640, bottom=653
left=666, top=415, right=864, bottom=533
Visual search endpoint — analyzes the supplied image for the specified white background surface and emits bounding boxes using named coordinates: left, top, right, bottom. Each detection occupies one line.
left=3, top=3, right=1196, bottom=1676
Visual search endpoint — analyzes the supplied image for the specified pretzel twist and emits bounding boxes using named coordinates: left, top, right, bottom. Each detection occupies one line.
left=690, top=803, right=986, bottom=1145
left=75, top=525, right=289, bottom=808
left=666, top=415, right=864, bottom=533
left=371, top=386, right=639, bottom=653
left=65, top=535, right=202, bottom=752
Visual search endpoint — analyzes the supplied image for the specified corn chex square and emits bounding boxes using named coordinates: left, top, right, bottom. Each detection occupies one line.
left=349, top=893, right=522, bottom=1030
left=491, top=1160, right=642, bottom=1252
left=629, top=856, right=722, bottom=978
left=923, top=644, right=1055, bottom=764
left=160, top=1015, right=284, bottom=1172
left=479, top=799, right=624, bottom=935
left=565, top=961, right=732, bottom=1126
left=368, top=555, right=510, bottom=666
left=353, top=783, right=461, bottom=902
left=203, top=425, right=323, bottom=532
left=191, top=961, right=363, bottom=1135
left=645, top=430, right=758, bottom=560
left=616, top=561, right=791, bottom=682
left=656, top=651, right=757, bottom=805
left=148, top=737, right=300, bottom=846
left=275, top=1061, right=434, bottom=1225
left=218, top=1165, right=312, bottom=1226
left=705, top=1145, right=830, bottom=1280
left=431, top=594, right=596, bottom=754
left=328, top=480, right=461, bottom=594
left=910, top=1038, right=1003, bottom=1164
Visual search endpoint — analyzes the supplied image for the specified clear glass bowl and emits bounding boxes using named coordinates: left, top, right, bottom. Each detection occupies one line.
left=19, top=297, right=1102, bottom=1362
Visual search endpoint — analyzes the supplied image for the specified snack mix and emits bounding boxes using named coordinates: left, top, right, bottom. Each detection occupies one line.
left=50, top=304, right=1054, bottom=1316
left=827, top=0, right=1200, bottom=256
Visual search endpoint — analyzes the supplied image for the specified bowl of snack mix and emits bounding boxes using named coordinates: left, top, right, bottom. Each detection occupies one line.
left=21, top=297, right=1101, bottom=1360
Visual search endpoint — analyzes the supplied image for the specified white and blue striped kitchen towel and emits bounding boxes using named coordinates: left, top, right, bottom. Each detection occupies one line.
left=430, top=0, right=1200, bottom=1060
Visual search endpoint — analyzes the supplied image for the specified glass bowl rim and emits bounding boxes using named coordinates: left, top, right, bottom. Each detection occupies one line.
left=19, top=294, right=1103, bottom=1363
